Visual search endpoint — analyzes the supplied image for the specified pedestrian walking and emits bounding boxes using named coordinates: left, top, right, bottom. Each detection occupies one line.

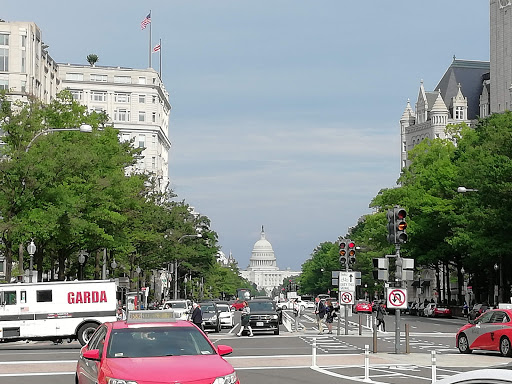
left=325, top=300, right=337, bottom=334
left=191, top=302, right=204, bottom=331
left=376, top=304, right=386, bottom=331
left=314, top=297, right=326, bottom=334
left=116, top=307, right=126, bottom=321
left=236, top=301, right=253, bottom=337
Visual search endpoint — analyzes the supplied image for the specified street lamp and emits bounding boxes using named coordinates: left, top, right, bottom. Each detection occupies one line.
left=173, top=233, right=202, bottom=299
left=25, top=124, right=93, bottom=153
left=457, top=186, right=479, bottom=193
left=136, top=266, right=142, bottom=310
left=78, top=250, right=88, bottom=280
left=111, top=258, right=118, bottom=278
left=27, top=240, right=36, bottom=283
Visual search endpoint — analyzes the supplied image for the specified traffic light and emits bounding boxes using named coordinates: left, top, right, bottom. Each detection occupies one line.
left=347, top=240, right=356, bottom=264
left=395, top=207, right=408, bottom=243
left=387, top=209, right=396, bottom=244
left=339, top=239, right=347, bottom=265
left=373, top=258, right=389, bottom=281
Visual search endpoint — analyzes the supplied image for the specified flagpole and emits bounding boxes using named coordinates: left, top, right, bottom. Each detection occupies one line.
left=149, top=10, right=152, bottom=68
left=159, top=38, right=162, bottom=79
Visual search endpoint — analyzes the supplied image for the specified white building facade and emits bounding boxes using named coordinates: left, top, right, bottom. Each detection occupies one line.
left=58, top=64, right=171, bottom=192
left=240, top=227, right=300, bottom=296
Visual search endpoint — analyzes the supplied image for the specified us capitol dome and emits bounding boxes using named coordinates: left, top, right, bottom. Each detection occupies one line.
left=240, top=226, right=300, bottom=296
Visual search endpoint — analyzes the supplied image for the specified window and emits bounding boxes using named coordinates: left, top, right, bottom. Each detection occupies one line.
left=114, top=76, right=131, bottom=84
left=2, top=291, right=16, bottom=305
left=152, top=157, right=156, bottom=169
left=21, top=34, right=26, bottom=48
left=152, top=112, right=156, bottom=122
left=90, top=74, right=107, bottom=82
left=70, top=90, right=83, bottom=100
left=37, top=290, right=52, bottom=302
left=0, top=79, right=8, bottom=90
left=20, top=291, right=26, bottom=304
left=91, top=91, right=107, bottom=102
left=121, top=133, right=131, bottom=142
left=455, top=106, right=464, bottom=120
left=138, top=77, right=146, bottom=84
left=0, top=48, right=8, bottom=72
left=21, top=50, right=26, bottom=73
left=114, top=93, right=130, bottom=103
left=139, top=94, right=146, bottom=103
left=152, top=95, right=157, bottom=104
left=0, top=34, right=9, bottom=45
left=66, top=73, right=83, bottom=81
left=138, top=134, right=146, bottom=148
left=402, top=141, right=406, bottom=152
left=138, top=111, right=146, bottom=122
left=0, top=260, right=4, bottom=273
left=114, top=108, right=130, bottom=122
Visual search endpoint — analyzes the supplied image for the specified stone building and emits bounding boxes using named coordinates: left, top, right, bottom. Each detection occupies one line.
left=240, top=227, right=300, bottom=296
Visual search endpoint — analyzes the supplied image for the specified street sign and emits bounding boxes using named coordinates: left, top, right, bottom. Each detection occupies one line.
left=332, top=279, right=338, bottom=286
left=340, top=291, right=354, bottom=305
left=386, top=288, right=407, bottom=309
left=338, top=272, right=356, bottom=292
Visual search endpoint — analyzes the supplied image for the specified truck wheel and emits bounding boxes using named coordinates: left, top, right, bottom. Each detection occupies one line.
left=77, top=322, right=99, bottom=346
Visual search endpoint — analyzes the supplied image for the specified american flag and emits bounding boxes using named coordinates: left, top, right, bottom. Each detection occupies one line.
left=153, top=43, right=161, bottom=53
left=141, top=13, right=151, bottom=30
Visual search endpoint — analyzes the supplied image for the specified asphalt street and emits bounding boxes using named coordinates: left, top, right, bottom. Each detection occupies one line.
left=1, top=311, right=511, bottom=384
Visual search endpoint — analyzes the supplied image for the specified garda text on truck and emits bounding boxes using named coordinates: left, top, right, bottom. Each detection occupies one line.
left=0, top=280, right=118, bottom=345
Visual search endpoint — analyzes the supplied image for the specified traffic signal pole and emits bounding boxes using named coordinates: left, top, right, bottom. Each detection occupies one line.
left=395, top=244, right=402, bottom=354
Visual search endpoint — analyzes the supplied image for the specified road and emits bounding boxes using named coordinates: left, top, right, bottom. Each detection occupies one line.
left=1, top=311, right=511, bottom=383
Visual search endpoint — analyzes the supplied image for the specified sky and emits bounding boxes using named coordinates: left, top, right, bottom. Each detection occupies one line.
left=4, top=1, right=490, bottom=271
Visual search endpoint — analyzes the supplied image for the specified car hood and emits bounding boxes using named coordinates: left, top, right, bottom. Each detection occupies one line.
left=104, top=355, right=234, bottom=382
left=457, top=323, right=474, bottom=334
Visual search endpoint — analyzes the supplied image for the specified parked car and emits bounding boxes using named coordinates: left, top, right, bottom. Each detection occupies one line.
left=215, top=302, right=234, bottom=328
left=456, top=308, right=512, bottom=356
left=354, top=300, right=372, bottom=313
left=424, top=303, right=452, bottom=318
left=199, top=301, right=222, bottom=333
left=468, top=303, right=489, bottom=319
left=245, top=299, right=281, bottom=335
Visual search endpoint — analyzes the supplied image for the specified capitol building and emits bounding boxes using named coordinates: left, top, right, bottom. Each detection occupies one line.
left=240, top=227, right=300, bottom=296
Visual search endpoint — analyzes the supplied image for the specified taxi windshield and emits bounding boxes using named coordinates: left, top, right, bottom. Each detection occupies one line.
left=248, top=301, right=274, bottom=311
left=106, top=327, right=216, bottom=358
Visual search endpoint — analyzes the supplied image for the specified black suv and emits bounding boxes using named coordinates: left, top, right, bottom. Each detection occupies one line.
left=199, top=301, right=221, bottom=333
left=246, top=299, right=281, bottom=335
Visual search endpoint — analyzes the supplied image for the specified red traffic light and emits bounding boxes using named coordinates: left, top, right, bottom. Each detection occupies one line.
left=339, top=242, right=346, bottom=249
left=397, top=209, right=407, bottom=220
left=348, top=242, right=355, bottom=248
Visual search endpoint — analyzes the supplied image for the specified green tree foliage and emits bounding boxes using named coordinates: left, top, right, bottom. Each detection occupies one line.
left=298, top=242, right=338, bottom=296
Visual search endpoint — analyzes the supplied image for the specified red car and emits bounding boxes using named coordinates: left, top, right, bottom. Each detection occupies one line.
left=354, top=301, right=372, bottom=313
left=76, top=310, right=238, bottom=384
left=230, top=300, right=245, bottom=311
left=456, top=308, right=512, bottom=356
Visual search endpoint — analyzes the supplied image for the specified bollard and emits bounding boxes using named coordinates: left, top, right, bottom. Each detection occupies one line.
left=312, top=337, right=317, bottom=367
left=364, top=344, right=370, bottom=381
left=372, top=316, right=377, bottom=353
left=405, top=323, right=410, bottom=354
left=431, top=350, right=437, bottom=383
left=359, top=314, right=362, bottom=335
left=367, top=313, right=371, bottom=329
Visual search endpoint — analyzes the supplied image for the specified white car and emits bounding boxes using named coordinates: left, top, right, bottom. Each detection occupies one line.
left=216, top=303, right=234, bottom=328
left=161, top=300, right=191, bottom=320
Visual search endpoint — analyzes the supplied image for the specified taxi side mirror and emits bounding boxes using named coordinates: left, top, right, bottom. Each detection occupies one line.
left=83, top=349, right=100, bottom=361
left=217, top=345, right=233, bottom=356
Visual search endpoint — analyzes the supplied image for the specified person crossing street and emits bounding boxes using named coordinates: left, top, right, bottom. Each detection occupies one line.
left=236, top=301, right=253, bottom=337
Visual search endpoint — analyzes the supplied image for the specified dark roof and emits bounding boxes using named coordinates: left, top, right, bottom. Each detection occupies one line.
left=435, top=59, right=490, bottom=119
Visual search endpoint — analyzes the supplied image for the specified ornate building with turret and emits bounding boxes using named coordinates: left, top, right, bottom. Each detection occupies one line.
left=240, top=227, right=300, bottom=296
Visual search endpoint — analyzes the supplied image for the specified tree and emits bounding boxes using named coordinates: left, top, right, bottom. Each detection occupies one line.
left=86, top=54, right=99, bottom=66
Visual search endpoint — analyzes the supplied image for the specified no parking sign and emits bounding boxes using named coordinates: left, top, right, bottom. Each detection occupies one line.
left=386, top=288, right=407, bottom=309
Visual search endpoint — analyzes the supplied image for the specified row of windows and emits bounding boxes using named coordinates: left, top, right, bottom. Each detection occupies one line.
left=2, top=289, right=52, bottom=305
left=71, top=90, right=159, bottom=104
left=66, top=72, right=155, bottom=85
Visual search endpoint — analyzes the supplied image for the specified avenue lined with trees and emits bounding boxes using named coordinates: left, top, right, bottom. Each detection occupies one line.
left=0, top=90, right=255, bottom=300
left=299, top=114, right=512, bottom=307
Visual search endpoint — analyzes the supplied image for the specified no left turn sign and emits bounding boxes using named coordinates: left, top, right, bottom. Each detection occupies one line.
left=386, top=288, right=407, bottom=309
left=340, top=291, right=354, bottom=305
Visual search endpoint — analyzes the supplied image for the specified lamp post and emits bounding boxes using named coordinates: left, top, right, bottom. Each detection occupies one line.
left=494, top=263, right=500, bottom=306
left=25, top=124, right=93, bottom=153
left=111, top=258, right=117, bottom=278
left=136, top=266, right=142, bottom=310
left=173, top=233, right=202, bottom=300
left=78, top=250, right=87, bottom=280
left=457, top=186, right=479, bottom=193
left=27, top=240, right=36, bottom=283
